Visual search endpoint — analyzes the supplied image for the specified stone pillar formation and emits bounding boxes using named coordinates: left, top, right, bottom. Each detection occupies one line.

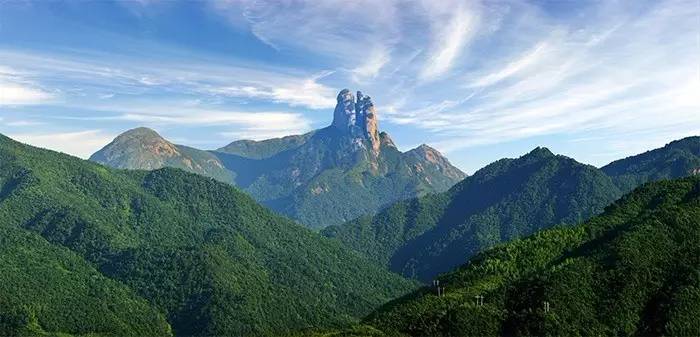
left=331, top=89, right=381, bottom=153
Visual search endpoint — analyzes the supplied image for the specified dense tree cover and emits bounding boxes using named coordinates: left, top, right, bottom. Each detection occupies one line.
left=602, top=136, right=700, bottom=192
left=324, top=147, right=622, bottom=281
left=217, top=132, right=316, bottom=159
left=0, top=134, right=417, bottom=337
left=0, top=225, right=172, bottom=337
left=361, top=176, right=700, bottom=336
left=321, top=193, right=451, bottom=267
left=92, top=126, right=465, bottom=229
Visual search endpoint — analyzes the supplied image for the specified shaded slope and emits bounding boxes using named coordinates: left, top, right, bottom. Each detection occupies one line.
left=602, top=136, right=700, bottom=192
left=324, top=148, right=621, bottom=281
left=0, top=225, right=171, bottom=337
left=0, top=134, right=417, bottom=336
left=364, top=176, right=700, bottom=337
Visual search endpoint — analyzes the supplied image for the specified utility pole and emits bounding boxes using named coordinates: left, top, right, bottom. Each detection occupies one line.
left=544, top=301, right=550, bottom=313
left=433, top=280, right=440, bottom=297
left=475, top=295, right=484, bottom=306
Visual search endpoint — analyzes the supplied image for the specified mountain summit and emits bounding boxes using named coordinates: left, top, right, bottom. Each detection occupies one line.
left=332, top=89, right=380, bottom=153
left=91, top=127, right=233, bottom=183
left=91, top=89, right=466, bottom=228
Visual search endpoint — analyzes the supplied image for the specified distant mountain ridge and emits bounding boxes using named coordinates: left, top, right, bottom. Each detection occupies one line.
left=602, top=136, right=700, bottom=192
left=323, top=147, right=622, bottom=281
left=91, top=89, right=465, bottom=228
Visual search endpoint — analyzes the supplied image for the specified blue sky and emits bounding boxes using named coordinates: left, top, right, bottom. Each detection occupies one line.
left=0, top=0, right=698, bottom=173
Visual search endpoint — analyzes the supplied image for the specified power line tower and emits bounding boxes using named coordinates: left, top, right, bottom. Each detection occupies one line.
left=544, top=301, right=550, bottom=313
left=475, top=295, right=484, bottom=306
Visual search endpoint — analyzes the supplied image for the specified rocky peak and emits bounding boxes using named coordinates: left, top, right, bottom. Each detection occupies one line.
left=332, top=89, right=356, bottom=133
left=90, top=127, right=181, bottom=170
left=331, top=89, right=380, bottom=153
left=405, top=144, right=467, bottom=181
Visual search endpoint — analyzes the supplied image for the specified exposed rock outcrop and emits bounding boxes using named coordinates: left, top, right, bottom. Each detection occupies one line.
left=332, top=89, right=356, bottom=133
left=331, top=89, right=381, bottom=153
left=356, top=91, right=380, bottom=153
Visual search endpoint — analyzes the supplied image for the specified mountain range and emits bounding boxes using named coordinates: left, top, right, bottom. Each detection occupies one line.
left=0, top=133, right=417, bottom=336
left=323, top=137, right=700, bottom=281
left=91, top=89, right=465, bottom=229
left=2, top=101, right=699, bottom=336
left=361, top=175, right=700, bottom=336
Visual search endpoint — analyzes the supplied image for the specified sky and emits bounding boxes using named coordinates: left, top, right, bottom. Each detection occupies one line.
left=0, top=0, right=698, bottom=173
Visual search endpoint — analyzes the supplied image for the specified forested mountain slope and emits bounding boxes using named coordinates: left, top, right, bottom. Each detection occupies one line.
left=324, top=148, right=622, bottom=281
left=364, top=176, right=700, bottom=336
left=602, top=136, right=700, bottom=192
left=0, top=134, right=416, bottom=337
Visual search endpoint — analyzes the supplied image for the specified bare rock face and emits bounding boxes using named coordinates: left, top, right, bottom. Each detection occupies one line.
left=331, top=89, right=380, bottom=153
left=91, top=127, right=181, bottom=170
left=356, top=91, right=380, bottom=153
left=332, top=89, right=356, bottom=133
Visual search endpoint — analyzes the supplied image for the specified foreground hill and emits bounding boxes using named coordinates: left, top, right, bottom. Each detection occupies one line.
left=323, top=148, right=621, bottom=281
left=363, top=176, right=700, bottom=336
left=602, top=136, right=700, bottom=192
left=91, top=89, right=465, bottom=229
left=0, top=134, right=416, bottom=336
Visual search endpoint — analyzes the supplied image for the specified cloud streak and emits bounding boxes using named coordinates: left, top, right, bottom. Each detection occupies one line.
left=382, top=0, right=700, bottom=159
left=0, top=66, right=54, bottom=105
left=420, top=2, right=479, bottom=80
left=6, top=130, right=116, bottom=159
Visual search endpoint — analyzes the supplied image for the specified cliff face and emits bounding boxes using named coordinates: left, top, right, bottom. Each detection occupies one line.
left=332, top=89, right=381, bottom=154
left=356, top=91, right=380, bottom=153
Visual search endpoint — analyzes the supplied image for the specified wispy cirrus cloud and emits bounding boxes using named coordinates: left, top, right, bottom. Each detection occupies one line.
left=419, top=1, right=480, bottom=80
left=0, top=49, right=337, bottom=110
left=467, top=41, right=550, bottom=88
left=52, top=99, right=314, bottom=142
left=6, top=129, right=116, bottom=159
left=381, top=0, right=700, bottom=162
left=213, top=0, right=401, bottom=60
left=0, top=66, right=54, bottom=105
left=207, top=71, right=337, bottom=109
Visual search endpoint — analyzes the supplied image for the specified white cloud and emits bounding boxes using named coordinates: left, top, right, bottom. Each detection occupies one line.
left=56, top=100, right=315, bottom=141
left=386, top=0, right=700, bottom=154
left=420, top=2, right=479, bottom=80
left=0, top=67, right=53, bottom=105
left=209, top=71, right=337, bottom=109
left=215, top=0, right=401, bottom=61
left=468, top=41, right=549, bottom=88
left=6, top=130, right=115, bottom=159
left=0, top=82, right=53, bottom=105
left=0, top=50, right=338, bottom=110
left=351, top=47, right=391, bottom=83
left=121, top=109, right=312, bottom=140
